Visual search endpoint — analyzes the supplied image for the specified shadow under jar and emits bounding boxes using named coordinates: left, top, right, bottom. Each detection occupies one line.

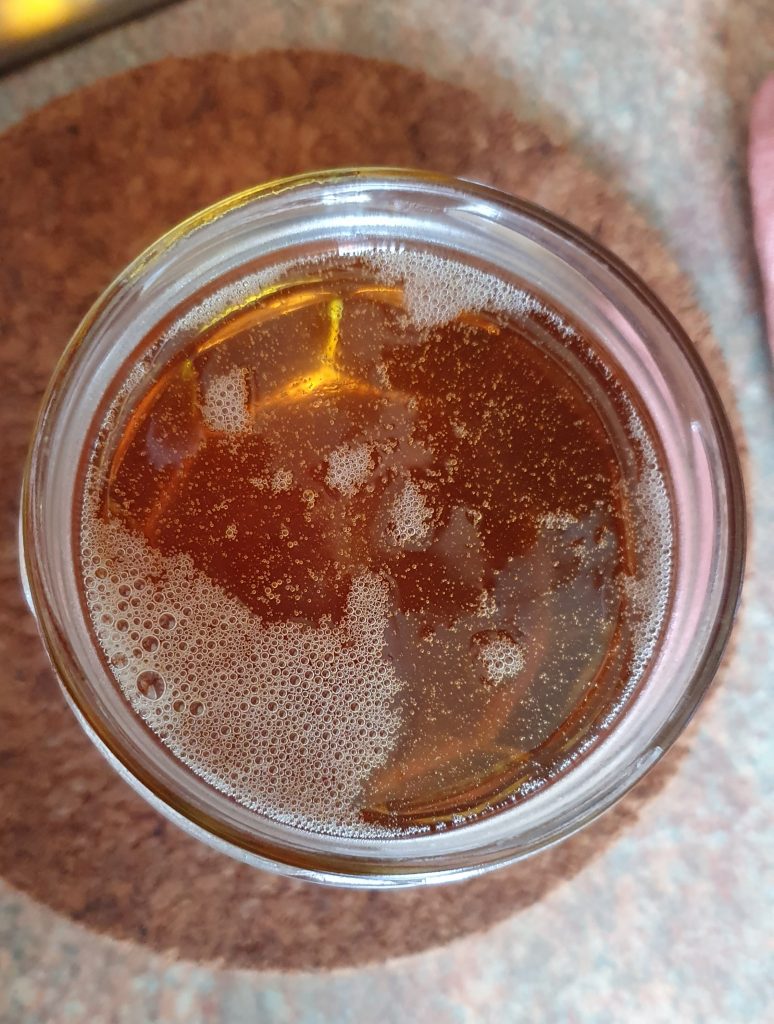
left=20, top=169, right=745, bottom=887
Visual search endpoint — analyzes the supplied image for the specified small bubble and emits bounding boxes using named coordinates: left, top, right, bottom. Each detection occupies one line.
left=189, top=701, right=205, bottom=717
left=141, top=635, right=159, bottom=653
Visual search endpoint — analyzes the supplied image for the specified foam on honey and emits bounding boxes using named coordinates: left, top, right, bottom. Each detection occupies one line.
left=325, top=442, right=374, bottom=497
left=271, top=468, right=293, bottom=493
left=607, top=407, right=673, bottom=721
left=164, top=258, right=301, bottom=339
left=473, top=631, right=525, bottom=686
left=387, top=477, right=434, bottom=548
left=539, top=511, right=579, bottom=531
left=362, top=249, right=570, bottom=332
left=200, top=366, right=251, bottom=433
left=80, top=494, right=406, bottom=837
left=161, top=249, right=570, bottom=344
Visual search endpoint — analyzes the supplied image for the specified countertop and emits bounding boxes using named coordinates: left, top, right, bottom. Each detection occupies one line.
left=0, top=2, right=772, bottom=1022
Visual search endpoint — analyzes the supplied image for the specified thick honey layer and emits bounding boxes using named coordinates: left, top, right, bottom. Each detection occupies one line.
left=80, top=256, right=671, bottom=835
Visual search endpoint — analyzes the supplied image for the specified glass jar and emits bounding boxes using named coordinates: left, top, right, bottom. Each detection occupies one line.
left=20, top=169, right=745, bottom=887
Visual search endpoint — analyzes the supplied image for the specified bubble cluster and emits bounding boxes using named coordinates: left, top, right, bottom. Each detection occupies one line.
left=325, top=442, right=374, bottom=497
left=539, top=511, right=579, bottom=530
left=387, top=477, right=434, bottom=548
left=472, top=631, right=525, bottom=686
left=80, top=508, right=404, bottom=836
left=164, top=259, right=301, bottom=339
left=363, top=249, right=567, bottom=332
left=611, top=406, right=673, bottom=716
left=201, top=367, right=251, bottom=434
left=271, top=468, right=293, bottom=493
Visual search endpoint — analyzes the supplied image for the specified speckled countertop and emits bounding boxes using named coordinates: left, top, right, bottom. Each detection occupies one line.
left=0, top=3, right=772, bottom=1023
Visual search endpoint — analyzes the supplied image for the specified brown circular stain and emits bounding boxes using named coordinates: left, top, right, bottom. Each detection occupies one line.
left=0, top=50, right=734, bottom=970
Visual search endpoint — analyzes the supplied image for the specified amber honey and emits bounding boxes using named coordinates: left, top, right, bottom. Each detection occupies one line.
left=79, top=253, right=671, bottom=836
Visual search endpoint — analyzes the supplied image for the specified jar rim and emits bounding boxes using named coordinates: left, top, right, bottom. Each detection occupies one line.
left=20, top=168, right=746, bottom=887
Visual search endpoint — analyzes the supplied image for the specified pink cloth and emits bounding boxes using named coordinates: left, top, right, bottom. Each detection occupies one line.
left=750, top=73, right=774, bottom=353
